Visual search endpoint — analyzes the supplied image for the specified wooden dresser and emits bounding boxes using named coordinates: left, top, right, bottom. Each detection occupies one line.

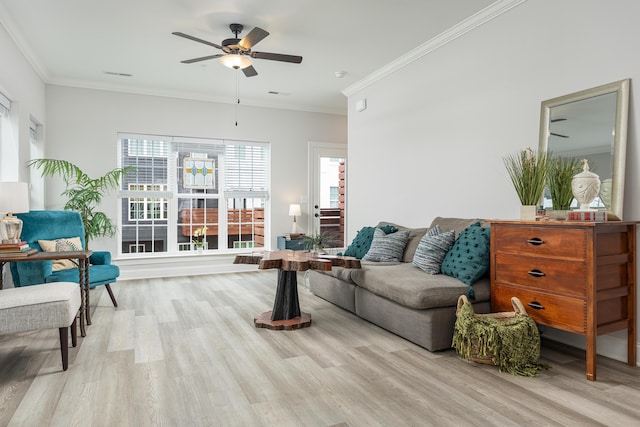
left=490, top=220, right=637, bottom=381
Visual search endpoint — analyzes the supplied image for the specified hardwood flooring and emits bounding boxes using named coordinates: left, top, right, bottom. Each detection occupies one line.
left=0, top=271, right=639, bottom=426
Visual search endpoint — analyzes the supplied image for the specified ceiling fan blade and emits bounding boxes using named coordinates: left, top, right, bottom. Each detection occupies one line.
left=251, top=51, right=303, bottom=63
left=172, top=32, right=223, bottom=50
left=551, top=118, right=567, bottom=122
left=242, top=65, right=258, bottom=77
left=239, top=27, right=269, bottom=49
left=181, top=54, right=223, bottom=64
left=550, top=132, right=569, bottom=138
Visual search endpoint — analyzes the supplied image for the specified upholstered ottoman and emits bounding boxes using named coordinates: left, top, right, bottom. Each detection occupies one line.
left=0, top=282, right=81, bottom=371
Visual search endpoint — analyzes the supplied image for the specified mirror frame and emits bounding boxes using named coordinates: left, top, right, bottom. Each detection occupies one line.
left=538, top=79, right=630, bottom=220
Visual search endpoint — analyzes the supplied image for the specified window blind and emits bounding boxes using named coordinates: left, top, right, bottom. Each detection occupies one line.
left=0, top=92, right=10, bottom=117
left=223, top=141, right=269, bottom=199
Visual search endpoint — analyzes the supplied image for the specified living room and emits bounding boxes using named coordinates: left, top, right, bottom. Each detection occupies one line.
left=1, top=0, right=639, bottom=425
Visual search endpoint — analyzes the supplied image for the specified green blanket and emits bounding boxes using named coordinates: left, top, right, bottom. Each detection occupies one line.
left=452, top=300, right=548, bottom=376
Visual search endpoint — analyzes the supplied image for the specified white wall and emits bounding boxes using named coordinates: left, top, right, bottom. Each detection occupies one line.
left=346, top=0, right=640, bottom=363
left=0, top=22, right=45, bottom=181
left=44, top=85, right=346, bottom=257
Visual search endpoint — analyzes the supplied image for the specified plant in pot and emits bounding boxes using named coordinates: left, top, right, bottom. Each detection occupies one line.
left=503, top=147, right=549, bottom=220
left=27, top=158, right=136, bottom=249
left=302, top=231, right=337, bottom=253
left=547, top=154, right=582, bottom=213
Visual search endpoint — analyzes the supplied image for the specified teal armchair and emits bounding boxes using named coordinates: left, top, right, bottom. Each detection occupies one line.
left=9, top=210, right=119, bottom=306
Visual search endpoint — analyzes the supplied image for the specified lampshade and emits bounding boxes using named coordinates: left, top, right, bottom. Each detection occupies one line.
left=0, top=182, right=29, bottom=243
left=220, top=54, right=253, bottom=70
left=289, top=204, right=302, bottom=217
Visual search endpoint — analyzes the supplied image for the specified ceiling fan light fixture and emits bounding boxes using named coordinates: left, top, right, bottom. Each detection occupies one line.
left=220, top=54, right=252, bottom=70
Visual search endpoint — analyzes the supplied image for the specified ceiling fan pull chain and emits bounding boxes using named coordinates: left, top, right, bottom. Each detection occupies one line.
left=235, top=69, right=240, bottom=126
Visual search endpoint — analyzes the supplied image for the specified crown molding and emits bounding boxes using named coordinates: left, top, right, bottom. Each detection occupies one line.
left=342, top=0, right=527, bottom=97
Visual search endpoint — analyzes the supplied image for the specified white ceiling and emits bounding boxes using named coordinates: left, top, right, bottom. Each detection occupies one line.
left=0, top=0, right=496, bottom=115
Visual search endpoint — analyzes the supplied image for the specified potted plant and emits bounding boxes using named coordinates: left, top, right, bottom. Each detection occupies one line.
left=27, top=158, right=136, bottom=249
left=302, top=231, right=336, bottom=253
left=192, top=226, right=208, bottom=253
left=547, top=154, right=582, bottom=211
left=503, top=147, right=549, bottom=220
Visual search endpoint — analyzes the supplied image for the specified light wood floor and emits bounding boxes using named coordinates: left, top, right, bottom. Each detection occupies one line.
left=1, top=271, right=639, bottom=426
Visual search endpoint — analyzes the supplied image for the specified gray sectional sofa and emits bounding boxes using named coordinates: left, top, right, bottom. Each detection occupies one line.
left=308, top=217, right=491, bottom=351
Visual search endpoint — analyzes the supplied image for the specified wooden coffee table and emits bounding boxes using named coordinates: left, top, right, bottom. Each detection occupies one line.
left=234, top=250, right=360, bottom=330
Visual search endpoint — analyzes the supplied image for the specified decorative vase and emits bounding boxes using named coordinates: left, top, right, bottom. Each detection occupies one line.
left=572, top=160, right=600, bottom=211
left=197, top=247, right=203, bottom=254
left=520, top=205, right=537, bottom=221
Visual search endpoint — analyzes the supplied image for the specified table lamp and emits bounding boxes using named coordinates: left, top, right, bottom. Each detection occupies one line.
left=0, top=182, right=30, bottom=243
left=288, top=204, right=301, bottom=234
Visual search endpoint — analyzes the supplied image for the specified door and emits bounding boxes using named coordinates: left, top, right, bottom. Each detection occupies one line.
left=308, top=142, right=347, bottom=248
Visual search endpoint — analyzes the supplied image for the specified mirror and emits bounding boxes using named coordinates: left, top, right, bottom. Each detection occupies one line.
left=538, top=79, right=630, bottom=220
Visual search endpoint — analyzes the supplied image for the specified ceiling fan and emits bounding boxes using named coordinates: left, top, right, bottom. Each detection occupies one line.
left=550, top=118, right=569, bottom=138
left=172, top=24, right=303, bottom=77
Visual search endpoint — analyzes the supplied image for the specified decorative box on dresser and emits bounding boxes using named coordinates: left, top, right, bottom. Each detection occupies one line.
left=489, top=220, right=637, bottom=381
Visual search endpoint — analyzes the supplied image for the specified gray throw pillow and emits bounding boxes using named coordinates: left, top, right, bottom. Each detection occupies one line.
left=362, top=228, right=410, bottom=262
left=412, top=227, right=455, bottom=274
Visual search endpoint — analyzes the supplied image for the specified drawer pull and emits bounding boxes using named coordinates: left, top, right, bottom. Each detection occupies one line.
left=527, top=301, right=545, bottom=310
left=527, top=269, right=546, bottom=277
left=526, top=237, right=544, bottom=246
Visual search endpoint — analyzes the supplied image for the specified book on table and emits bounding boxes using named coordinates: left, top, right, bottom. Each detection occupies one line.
left=0, top=242, right=31, bottom=252
left=0, top=248, right=37, bottom=257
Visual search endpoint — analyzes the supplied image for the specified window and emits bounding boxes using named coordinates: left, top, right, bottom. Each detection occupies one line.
left=118, top=134, right=268, bottom=256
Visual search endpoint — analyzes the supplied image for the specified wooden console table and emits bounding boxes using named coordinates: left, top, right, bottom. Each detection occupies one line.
left=490, top=220, right=637, bottom=381
left=0, top=250, right=92, bottom=337
left=234, top=250, right=360, bottom=330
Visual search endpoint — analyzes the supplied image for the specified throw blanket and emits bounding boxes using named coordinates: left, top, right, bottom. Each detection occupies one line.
left=452, top=299, right=548, bottom=377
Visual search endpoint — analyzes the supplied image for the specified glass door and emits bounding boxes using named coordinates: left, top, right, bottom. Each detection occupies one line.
left=308, top=142, right=347, bottom=249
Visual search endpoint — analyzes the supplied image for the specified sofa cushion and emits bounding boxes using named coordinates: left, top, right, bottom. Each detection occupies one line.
left=342, top=225, right=398, bottom=259
left=350, top=263, right=490, bottom=310
left=376, top=222, right=429, bottom=262
left=412, top=226, right=455, bottom=274
left=441, top=222, right=491, bottom=292
left=38, top=237, right=83, bottom=271
left=362, top=228, right=410, bottom=262
left=428, top=217, right=484, bottom=238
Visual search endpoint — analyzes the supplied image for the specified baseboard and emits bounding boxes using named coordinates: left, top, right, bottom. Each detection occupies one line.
left=541, top=327, right=639, bottom=366
left=116, top=254, right=257, bottom=280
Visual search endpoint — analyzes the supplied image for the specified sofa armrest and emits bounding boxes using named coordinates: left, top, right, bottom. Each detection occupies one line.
left=90, top=251, right=112, bottom=265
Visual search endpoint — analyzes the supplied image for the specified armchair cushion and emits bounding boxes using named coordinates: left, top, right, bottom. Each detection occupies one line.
left=38, top=237, right=83, bottom=271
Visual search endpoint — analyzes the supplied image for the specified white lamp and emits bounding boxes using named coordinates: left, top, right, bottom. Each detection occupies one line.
left=288, top=204, right=301, bottom=234
left=0, top=182, right=30, bottom=243
left=220, top=54, right=253, bottom=70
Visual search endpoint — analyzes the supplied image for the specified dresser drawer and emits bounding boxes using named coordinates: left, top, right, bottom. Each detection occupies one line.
left=492, top=285, right=586, bottom=334
left=493, top=225, right=588, bottom=260
left=494, top=253, right=586, bottom=297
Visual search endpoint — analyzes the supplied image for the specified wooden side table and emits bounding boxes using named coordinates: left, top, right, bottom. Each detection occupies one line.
left=234, top=250, right=360, bottom=330
left=0, top=250, right=92, bottom=337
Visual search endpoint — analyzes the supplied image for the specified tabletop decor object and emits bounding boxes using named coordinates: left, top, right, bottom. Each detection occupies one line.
left=548, top=155, right=581, bottom=211
left=571, top=159, right=600, bottom=211
left=0, top=182, right=29, bottom=243
left=503, top=147, right=549, bottom=220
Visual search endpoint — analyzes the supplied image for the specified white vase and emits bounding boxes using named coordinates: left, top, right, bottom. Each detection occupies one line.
left=520, top=205, right=537, bottom=221
left=572, top=160, right=600, bottom=211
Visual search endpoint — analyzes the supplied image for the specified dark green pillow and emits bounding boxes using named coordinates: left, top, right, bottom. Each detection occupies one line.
left=342, top=225, right=398, bottom=259
left=441, top=222, right=490, bottom=296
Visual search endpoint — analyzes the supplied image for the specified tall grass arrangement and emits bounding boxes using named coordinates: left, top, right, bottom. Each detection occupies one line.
left=503, top=148, right=549, bottom=206
left=548, top=155, right=582, bottom=210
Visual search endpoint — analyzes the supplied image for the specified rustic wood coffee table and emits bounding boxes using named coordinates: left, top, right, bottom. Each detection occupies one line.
left=234, top=250, right=360, bottom=330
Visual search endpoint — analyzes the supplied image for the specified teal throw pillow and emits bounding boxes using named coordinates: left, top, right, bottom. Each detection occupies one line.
left=362, top=228, right=410, bottom=262
left=342, top=225, right=398, bottom=259
left=441, top=222, right=490, bottom=295
left=412, top=225, right=455, bottom=274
